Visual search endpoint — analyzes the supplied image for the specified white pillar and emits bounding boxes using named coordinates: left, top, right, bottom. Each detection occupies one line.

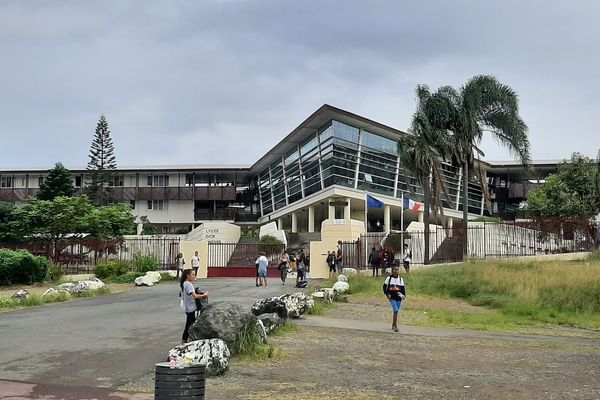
left=418, top=211, right=424, bottom=223
left=344, top=198, right=351, bottom=220
left=278, top=217, right=283, bottom=231
left=447, top=217, right=454, bottom=229
left=308, top=206, right=315, bottom=233
left=328, top=203, right=335, bottom=220
left=291, top=212, right=298, bottom=233
left=137, top=223, right=143, bottom=235
left=384, top=205, right=391, bottom=234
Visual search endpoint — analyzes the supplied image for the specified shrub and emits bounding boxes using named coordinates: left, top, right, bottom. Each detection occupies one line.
left=133, top=253, right=159, bottom=273
left=46, top=263, right=64, bottom=282
left=108, top=271, right=145, bottom=283
left=0, top=249, right=50, bottom=285
left=259, top=235, right=283, bottom=244
left=93, top=260, right=130, bottom=279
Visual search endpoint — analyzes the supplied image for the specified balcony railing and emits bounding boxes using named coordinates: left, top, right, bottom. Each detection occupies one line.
left=194, top=209, right=260, bottom=222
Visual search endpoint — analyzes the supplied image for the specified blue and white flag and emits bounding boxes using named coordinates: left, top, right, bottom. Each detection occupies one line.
left=366, top=194, right=384, bottom=209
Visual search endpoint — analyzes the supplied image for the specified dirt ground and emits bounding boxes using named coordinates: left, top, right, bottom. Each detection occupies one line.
left=201, top=298, right=600, bottom=400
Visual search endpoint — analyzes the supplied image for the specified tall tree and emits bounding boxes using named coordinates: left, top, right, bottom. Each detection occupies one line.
left=37, top=162, right=75, bottom=200
left=398, top=85, right=455, bottom=264
left=86, top=115, right=116, bottom=205
left=431, top=76, right=530, bottom=255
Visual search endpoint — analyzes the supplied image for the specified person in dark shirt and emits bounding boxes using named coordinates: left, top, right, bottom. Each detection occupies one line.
left=368, top=247, right=380, bottom=276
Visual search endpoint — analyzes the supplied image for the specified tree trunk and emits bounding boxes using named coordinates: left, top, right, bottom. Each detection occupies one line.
left=462, top=160, right=469, bottom=258
left=423, top=174, right=431, bottom=265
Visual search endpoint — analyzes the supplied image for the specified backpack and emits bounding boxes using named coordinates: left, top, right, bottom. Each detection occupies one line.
left=194, top=287, right=208, bottom=311
left=296, top=280, right=308, bottom=288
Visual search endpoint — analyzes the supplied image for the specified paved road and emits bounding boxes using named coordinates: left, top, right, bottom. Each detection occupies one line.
left=0, top=278, right=295, bottom=389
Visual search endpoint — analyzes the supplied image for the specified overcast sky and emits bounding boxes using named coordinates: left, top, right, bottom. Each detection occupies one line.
left=1, top=0, right=599, bottom=169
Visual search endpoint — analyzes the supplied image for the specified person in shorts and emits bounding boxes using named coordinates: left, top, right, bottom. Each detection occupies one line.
left=255, top=251, right=269, bottom=287
left=383, top=266, right=406, bottom=332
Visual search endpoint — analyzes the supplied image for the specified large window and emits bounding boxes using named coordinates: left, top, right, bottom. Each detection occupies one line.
left=0, top=176, right=13, bottom=188
left=147, top=200, right=168, bottom=210
left=148, top=175, right=170, bottom=187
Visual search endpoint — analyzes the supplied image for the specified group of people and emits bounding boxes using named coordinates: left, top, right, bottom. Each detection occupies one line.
left=256, top=249, right=310, bottom=288
left=368, top=244, right=412, bottom=276
left=174, top=251, right=201, bottom=278
left=325, top=248, right=344, bottom=277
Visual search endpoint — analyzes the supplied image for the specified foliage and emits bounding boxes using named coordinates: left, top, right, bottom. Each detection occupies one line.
left=383, top=232, right=404, bottom=252
left=0, top=249, right=50, bottom=285
left=104, top=271, right=145, bottom=283
left=473, top=216, right=502, bottom=223
left=46, top=263, right=64, bottom=282
left=86, top=115, right=117, bottom=206
left=231, top=321, right=264, bottom=356
left=91, top=203, right=136, bottom=240
left=141, top=222, right=157, bottom=235
left=174, top=226, right=191, bottom=234
left=37, top=162, right=75, bottom=200
left=527, top=153, right=600, bottom=218
left=259, top=235, right=283, bottom=244
left=0, top=202, right=18, bottom=242
left=586, top=251, right=600, bottom=262
left=93, top=260, right=131, bottom=279
left=133, top=253, right=159, bottom=273
left=160, top=272, right=177, bottom=281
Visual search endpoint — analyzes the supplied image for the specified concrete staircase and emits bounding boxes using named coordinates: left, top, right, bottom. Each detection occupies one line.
left=430, top=236, right=464, bottom=264
left=226, top=237, right=260, bottom=267
left=286, top=232, right=322, bottom=253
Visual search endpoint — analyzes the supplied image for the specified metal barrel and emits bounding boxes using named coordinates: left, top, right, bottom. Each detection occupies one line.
left=155, top=362, right=206, bottom=400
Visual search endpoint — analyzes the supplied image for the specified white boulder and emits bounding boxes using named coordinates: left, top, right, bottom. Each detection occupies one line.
left=332, top=281, right=350, bottom=293
left=58, top=282, right=77, bottom=293
left=145, top=271, right=162, bottom=283
left=341, top=268, right=357, bottom=276
left=42, top=288, right=57, bottom=297
left=167, top=339, right=230, bottom=376
left=11, top=289, right=30, bottom=300
left=75, top=278, right=105, bottom=292
left=134, top=275, right=155, bottom=286
left=337, top=274, right=348, bottom=282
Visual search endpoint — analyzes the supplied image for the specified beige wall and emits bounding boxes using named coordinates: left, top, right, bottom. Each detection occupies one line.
left=309, top=218, right=365, bottom=279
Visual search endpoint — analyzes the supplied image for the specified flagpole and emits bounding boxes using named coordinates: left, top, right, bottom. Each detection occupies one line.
left=364, top=191, right=368, bottom=267
left=401, top=192, right=404, bottom=249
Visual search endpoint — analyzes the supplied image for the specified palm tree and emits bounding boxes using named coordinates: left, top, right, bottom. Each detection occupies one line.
left=439, top=76, right=530, bottom=255
left=398, top=86, right=455, bottom=264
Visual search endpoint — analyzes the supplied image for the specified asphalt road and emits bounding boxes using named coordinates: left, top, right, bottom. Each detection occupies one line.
left=0, top=278, right=295, bottom=388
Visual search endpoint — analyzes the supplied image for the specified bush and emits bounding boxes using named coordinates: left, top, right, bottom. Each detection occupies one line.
left=133, top=254, right=159, bottom=273
left=0, top=249, right=50, bottom=285
left=107, top=271, right=145, bottom=283
left=259, top=235, right=283, bottom=244
left=46, top=263, right=64, bottom=282
left=93, top=260, right=130, bottom=279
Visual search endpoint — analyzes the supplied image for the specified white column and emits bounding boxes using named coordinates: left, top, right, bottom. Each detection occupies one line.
left=137, top=223, right=143, bottom=235
left=447, top=217, right=454, bottom=229
left=384, top=205, right=391, bottom=234
left=328, top=202, right=335, bottom=220
left=344, top=198, right=351, bottom=220
left=418, top=211, right=424, bottom=223
left=278, top=217, right=283, bottom=231
left=308, top=206, right=315, bottom=233
left=291, top=212, right=298, bottom=233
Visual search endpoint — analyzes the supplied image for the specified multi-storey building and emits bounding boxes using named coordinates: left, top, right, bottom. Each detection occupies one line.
left=0, top=105, right=558, bottom=233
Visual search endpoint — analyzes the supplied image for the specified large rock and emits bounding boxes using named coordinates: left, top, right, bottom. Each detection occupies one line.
left=312, top=288, right=334, bottom=303
left=11, top=289, right=30, bottom=300
left=332, top=281, right=350, bottom=293
left=251, top=297, right=288, bottom=319
left=188, top=302, right=257, bottom=348
left=145, top=271, right=162, bottom=283
left=42, top=288, right=57, bottom=297
left=167, top=339, right=230, bottom=376
left=134, top=275, right=155, bottom=286
left=279, top=292, right=314, bottom=318
left=58, top=282, right=77, bottom=293
left=342, top=268, right=357, bottom=276
left=257, top=313, right=285, bottom=334
left=75, top=278, right=105, bottom=292
left=337, top=274, right=348, bottom=282
left=255, top=320, right=268, bottom=343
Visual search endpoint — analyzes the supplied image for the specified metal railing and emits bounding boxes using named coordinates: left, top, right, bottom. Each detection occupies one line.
left=207, top=242, right=285, bottom=268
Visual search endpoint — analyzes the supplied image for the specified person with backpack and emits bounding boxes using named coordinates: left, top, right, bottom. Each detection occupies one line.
left=402, top=244, right=412, bottom=273
left=368, top=247, right=380, bottom=277
left=383, top=265, right=406, bottom=332
left=179, top=269, right=208, bottom=344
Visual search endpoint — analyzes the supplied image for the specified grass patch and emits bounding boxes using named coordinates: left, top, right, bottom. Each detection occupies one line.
left=0, top=287, right=111, bottom=311
left=270, top=321, right=299, bottom=337
left=232, top=321, right=298, bottom=362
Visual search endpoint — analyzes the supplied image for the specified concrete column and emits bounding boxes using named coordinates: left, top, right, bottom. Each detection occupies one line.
left=384, top=205, right=391, bottom=234
left=291, top=212, right=298, bottom=233
left=137, top=223, right=143, bottom=235
left=418, top=211, right=424, bottom=223
left=344, top=198, right=351, bottom=220
left=278, top=217, right=283, bottom=231
left=328, top=203, right=335, bottom=220
left=447, top=217, right=454, bottom=229
left=308, top=206, right=315, bottom=233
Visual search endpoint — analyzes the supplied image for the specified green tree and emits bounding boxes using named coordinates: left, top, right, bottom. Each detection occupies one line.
left=86, top=115, right=116, bottom=205
left=430, top=76, right=530, bottom=255
left=398, top=86, right=455, bottom=264
left=37, top=162, right=75, bottom=200
left=0, top=202, right=17, bottom=242
left=527, top=154, right=600, bottom=218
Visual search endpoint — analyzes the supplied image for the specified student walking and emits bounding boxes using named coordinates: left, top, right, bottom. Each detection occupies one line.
left=368, top=247, right=380, bottom=277
left=255, top=251, right=269, bottom=287
left=383, top=266, right=406, bottom=332
left=278, top=251, right=289, bottom=285
left=175, top=253, right=185, bottom=278
left=179, top=269, right=208, bottom=344
left=190, top=251, right=200, bottom=276
left=402, top=244, right=412, bottom=273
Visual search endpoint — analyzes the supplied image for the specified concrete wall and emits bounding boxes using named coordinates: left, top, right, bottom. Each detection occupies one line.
left=136, top=200, right=195, bottom=224
left=179, top=240, right=208, bottom=279
left=259, top=222, right=287, bottom=247
left=185, top=221, right=241, bottom=243
left=309, top=218, right=365, bottom=279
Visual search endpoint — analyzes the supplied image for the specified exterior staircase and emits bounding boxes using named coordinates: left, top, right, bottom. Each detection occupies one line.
left=429, top=236, right=464, bottom=264
left=285, top=232, right=322, bottom=253
left=225, top=237, right=260, bottom=267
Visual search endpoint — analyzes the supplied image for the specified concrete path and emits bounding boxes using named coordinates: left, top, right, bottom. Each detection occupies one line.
left=0, top=379, right=153, bottom=400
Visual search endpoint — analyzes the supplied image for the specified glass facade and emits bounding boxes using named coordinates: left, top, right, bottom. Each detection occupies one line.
left=257, top=119, right=485, bottom=217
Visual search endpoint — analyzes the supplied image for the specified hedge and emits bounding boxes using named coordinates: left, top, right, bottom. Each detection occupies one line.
left=0, top=249, right=50, bottom=285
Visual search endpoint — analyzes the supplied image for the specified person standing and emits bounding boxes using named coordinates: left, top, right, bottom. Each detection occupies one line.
left=191, top=250, right=200, bottom=277
left=383, top=266, right=406, bottom=332
left=402, top=244, right=412, bottom=273
left=278, top=251, right=289, bottom=285
left=179, top=269, right=208, bottom=344
left=368, top=247, right=380, bottom=277
left=175, top=252, right=185, bottom=278
left=296, top=249, right=306, bottom=285
left=326, top=251, right=336, bottom=278
left=335, top=248, right=343, bottom=274
left=255, top=251, right=269, bottom=287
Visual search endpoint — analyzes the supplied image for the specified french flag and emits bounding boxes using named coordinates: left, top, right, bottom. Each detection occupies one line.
left=403, top=196, right=421, bottom=213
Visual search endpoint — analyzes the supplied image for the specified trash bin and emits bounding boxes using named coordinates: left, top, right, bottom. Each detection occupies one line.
left=155, top=362, right=206, bottom=399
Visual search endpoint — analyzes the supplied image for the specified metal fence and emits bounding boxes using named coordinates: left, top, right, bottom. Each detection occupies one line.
left=207, top=242, right=285, bottom=268
left=0, top=237, right=180, bottom=274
